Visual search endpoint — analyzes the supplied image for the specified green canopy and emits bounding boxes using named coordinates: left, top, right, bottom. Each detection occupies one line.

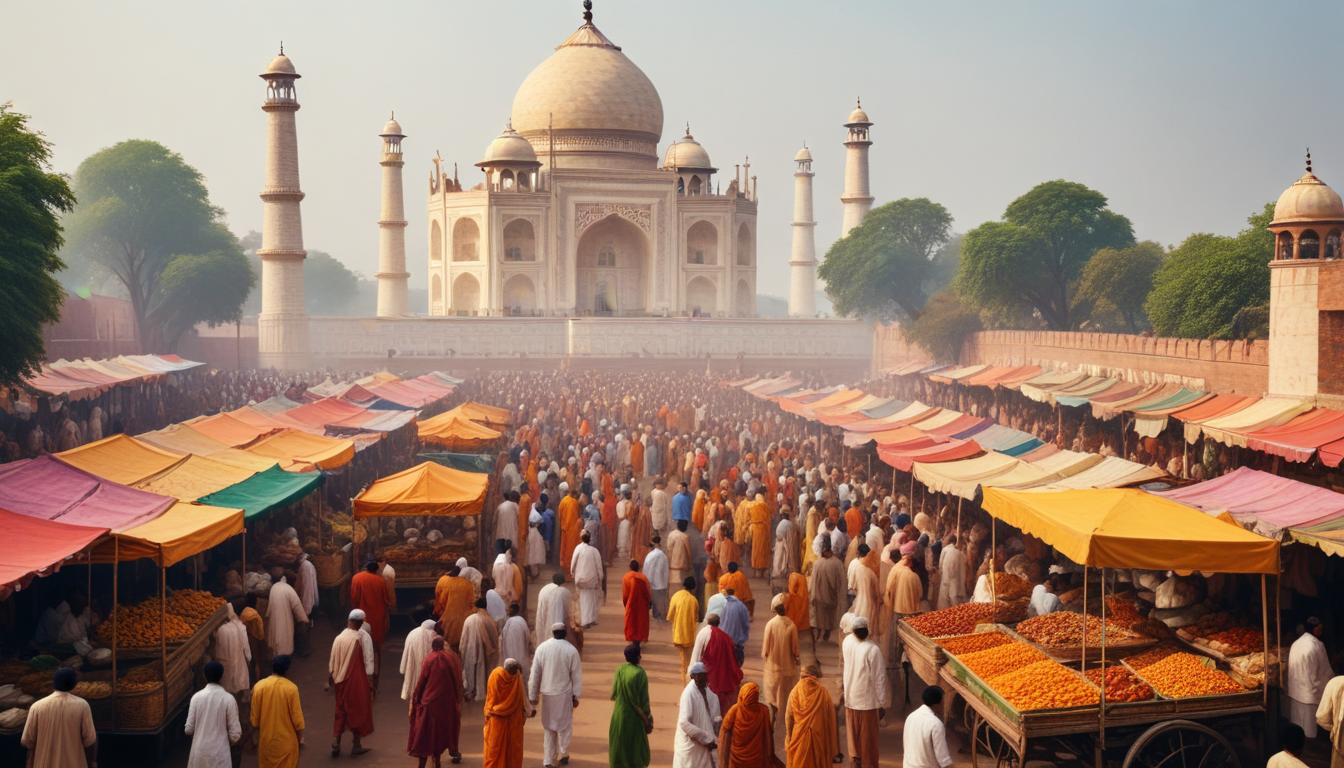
left=199, top=465, right=322, bottom=519
left=417, top=451, right=497, bottom=474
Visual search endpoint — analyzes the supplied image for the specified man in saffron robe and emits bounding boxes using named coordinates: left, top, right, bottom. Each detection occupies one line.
left=623, top=559, right=653, bottom=645
left=482, top=660, right=531, bottom=768
left=761, top=595, right=800, bottom=728
left=609, top=644, right=652, bottom=768
left=251, top=655, right=305, bottom=768
left=718, top=561, right=754, bottom=617
left=435, top=565, right=476, bottom=651
left=408, top=637, right=463, bottom=767
left=719, top=682, right=784, bottom=768
left=558, top=485, right=583, bottom=576
left=350, top=560, right=393, bottom=677
left=746, top=492, right=772, bottom=577
left=701, top=616, right=743, bottom=715
left=784, top=665, right=841, bottom=768
left=631, top=434, right=645, bottom=479
left=326, top=609, right=375, bottom=757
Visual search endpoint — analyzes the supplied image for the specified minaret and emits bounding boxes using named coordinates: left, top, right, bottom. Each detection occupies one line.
left=257, top=47, right=309, bottom=370
left=789, top=146, right=817, bottom=317
left=840, top=98, right=874, bottom=237
left=376, top=113, right=409, bottom=317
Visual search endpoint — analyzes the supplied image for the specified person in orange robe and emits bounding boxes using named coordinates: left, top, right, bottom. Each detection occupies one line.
left=747, top=493, right=771, bottom=576
left=719, top=681, right=784, bottom=768
left=435, top=566, right=476, bottom=650
left=481, top=661, right=530, bottom=768
left=601, top=474, right=618, bottom=559
left=692, top=489, right=709, bottom=532
left=718, top=562, right=754, bottom=617
left=783, top=665, right=841, bottom=768
left=844, top=505, right=863, bottom=549
left=349, top=561, right=393, bottom=672
left=716, top=529, right=742, bottom=574
left=621, top=559, right=652, bottom=645
left=516, top=486, right=532, bottom=566
left=578, top=418, right=591, bottom=437
left=783, top=573, right=811, bottom=633
left=630, top=435, right=645, bottom=479
left=557, top=488, right=582, bottom=577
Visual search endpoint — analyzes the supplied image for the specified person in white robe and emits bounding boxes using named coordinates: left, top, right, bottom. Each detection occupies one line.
left=644, top=537, right=670, bottom=621
left=492, top=550, right=519, bottom=607
left=689, top=615, right=717, bottom=668
left=935, top=536, right=967, bottom=609
left=673, top=663, right=721, bottom=768
left=901, top=685, right=953, bottom=768
left=460, top=602, right=497, bottom=702
left=1289, top=617, right=1334, bottom=737
left=527, top=508, right=547, bottom=573
left=534, top=574, right=573, bottom=648
left=616, top=494, right=634, bottom=562
left=456, top=557, right=483, bottom=591
left=213, top=605, right=252, bottom=697
left=399, top=619, right=438, bottom=705
left=184, top=661, right=241, bottom=768
left=498, top=606, right=534, bottom=683
left=650, top=479, right=671, bottom=540
left=265, top=576, right=308, bottom=657
left=297, top=553, right=319, bottom=617
left=528, top=623, right=583, bottom=768
left=570, top=533, right=605, bottom=628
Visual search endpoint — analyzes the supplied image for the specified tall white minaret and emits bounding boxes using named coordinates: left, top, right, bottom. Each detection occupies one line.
left=376, top=114, right=409, bottom=317
left=840, top=98, right=874, bottom=237
left=788, top=146, right=817, bottom=317
left=257, top=47, right=309, bottom=370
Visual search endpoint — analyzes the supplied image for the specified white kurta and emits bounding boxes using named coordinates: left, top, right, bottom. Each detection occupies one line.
left=499, top=616, right=533, bottom=681
left=644, top=548, right=669, bottom=591
left=492, top=555, right=518, bottom=606
left=534, top=583, right=573, bottom=647
left=901, top=704, right=953, bottom=768
left=672, top=681, right=721, bottom=768
left=936, top=545, right=967, bottom=609
left=184, top=683, right=241, bottom=768
left=841, top=634, right=888, bottom=711
left=1289, top=631, right=1334, bottom=737
left=213, top=608, right=251, bottom=695
left=297, top=556, right=319, bottom=616
left=616, top=500, right=633, bottom=561
left=689, top=625, right=713, bottom=667
left=399, top=620, right=437, bottom=701
left=460, top=612, right=494, bottom=701
left=266, top=579, right=307, bottom=656
left=571, top=542, right=604, bottom=626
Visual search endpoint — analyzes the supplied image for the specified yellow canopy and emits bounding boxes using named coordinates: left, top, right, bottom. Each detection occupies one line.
left=981, top=487, right=1279, bottom=574
left=92, top=502, right=244, bottom=567
left=137, top=425, right=279, bottom=472
left=56, top=434, right=185, bottom=485
left=1290, top=528, right=1344, bottom=558
left=442, top=401, right=513, bottom=427
left=135, top=455, right=258, bottom=501
left=353, top=461, right=489, bottom=518
left=417, top=413, right=503, bottom=448
left=245, top=429, right=355, bottom=471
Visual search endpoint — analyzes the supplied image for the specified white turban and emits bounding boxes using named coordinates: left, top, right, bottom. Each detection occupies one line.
left=349, top=609, right=367, bottom=621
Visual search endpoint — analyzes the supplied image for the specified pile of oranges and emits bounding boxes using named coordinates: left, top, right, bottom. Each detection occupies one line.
left=1136, top=652, right=1245, bottom=698
left=905, top=603, right=997, bottom=638
left=937, top=631, right=1014, bottom=656
left=959, top=641, right=1048, bottom=679
left=1124, top=646, right=1179, bottom=670
left=1084, top=664, right=1154, bottom=702
left=987, top=660, right=1101, bottom=711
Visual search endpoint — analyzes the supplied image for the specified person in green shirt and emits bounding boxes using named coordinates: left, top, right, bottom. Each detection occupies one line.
left=609, top=643, right=652, bottom=768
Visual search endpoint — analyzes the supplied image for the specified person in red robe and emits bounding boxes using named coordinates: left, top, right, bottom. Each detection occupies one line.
left=327, top=610, right=376, bottom=756
left=350, top=560, right=393, bottom=676
left=701, top=621, right=743, bottom=715
left=408, top=636, right=464, bottom=767
left=621, top=559, right=652, bottom=646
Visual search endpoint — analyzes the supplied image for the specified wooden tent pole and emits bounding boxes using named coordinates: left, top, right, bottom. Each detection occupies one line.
left=1080, top=566, right=1088, bottom=674
left=1261, top=574, right=1270, bottom=708
left=111, top=538, right=119, bottom=730
left=1098, top=566, right=1107, bottom=765
left=160, top=558, right=167, bottom=728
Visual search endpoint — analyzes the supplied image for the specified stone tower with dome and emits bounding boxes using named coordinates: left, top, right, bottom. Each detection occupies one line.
left=424, top=1, right=758, bottom=317
left=1267, top=152, right=1344, bottom=398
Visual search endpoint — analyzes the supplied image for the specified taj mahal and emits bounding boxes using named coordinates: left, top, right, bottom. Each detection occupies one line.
left=253, top=2, right=872, bottom=371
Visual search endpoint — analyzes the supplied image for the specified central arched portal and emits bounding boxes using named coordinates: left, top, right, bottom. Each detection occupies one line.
left=576, top=215, right=649, bottom=315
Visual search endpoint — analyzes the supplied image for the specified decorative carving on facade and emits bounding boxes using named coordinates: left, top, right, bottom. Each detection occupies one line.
left=575, top=202, right=652, bottom=237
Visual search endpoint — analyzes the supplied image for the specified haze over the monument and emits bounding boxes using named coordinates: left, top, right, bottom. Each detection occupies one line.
left=4, top=0, right=1341, bottom=299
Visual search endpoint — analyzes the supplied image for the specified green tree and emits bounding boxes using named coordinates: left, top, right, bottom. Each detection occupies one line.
left=0, top=105, right=75, bottom=384
left=157, top=250, right=255, bottom=348
left=819, top=198, right=954, bottom=321
left=903, top=290, right=983, bottom=363
left=62, top=140, right=251, bottom=350
left=1073, top=241, right=1164, bottom=331
left=1144, top=204, right=1273, bottom=339
left=239, top=231, right=365, bottom=316
left=956, top=180, right=1134, bottom=329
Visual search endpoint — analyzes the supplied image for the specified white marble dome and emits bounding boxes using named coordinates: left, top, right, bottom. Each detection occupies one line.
left=479, top=124, right=539, bottom=165
left=794, top=146, right=813, bottom=162
left=1272, top=170, right=1344, bottom=225
left=264, top=53, right=298, bottom=77
left=380, top=117, right=404, bottom=137
left=510, top=20, right=663, bottom=145
left=662, top=130, right=713, bottom=170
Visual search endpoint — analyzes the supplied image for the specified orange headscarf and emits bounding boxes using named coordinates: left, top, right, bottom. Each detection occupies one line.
left=720, top=682, right=782, bottom=768
left=482, top=667, right=526, bottom=768
left=784, top=572, right=811, bottom=631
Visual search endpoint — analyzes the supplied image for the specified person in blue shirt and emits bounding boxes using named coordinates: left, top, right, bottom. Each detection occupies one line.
left=717, top=589, right=751, bottom=666
left=671, top=481, right=693, bottom=526
left=537, top=493, right=557, bottom=562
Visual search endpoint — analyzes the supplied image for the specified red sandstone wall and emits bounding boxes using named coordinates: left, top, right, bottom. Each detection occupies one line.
left=874, top=325, right=1269, bottom=394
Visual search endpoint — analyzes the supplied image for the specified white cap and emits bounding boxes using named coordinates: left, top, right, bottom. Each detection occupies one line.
left=851, top=616, right=869, bottom=630
left=559, top=481, right=570, bottom=492
left=551, top=622, right=565, bottom=632
left=689, top=661, right=708, bottom=675
left=349, top=609, right=367, bottom=621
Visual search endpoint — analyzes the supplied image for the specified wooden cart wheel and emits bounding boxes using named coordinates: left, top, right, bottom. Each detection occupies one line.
left=969, top=713, right=1021, bottom=768
left=1121, top=719, right=1240, bottom=768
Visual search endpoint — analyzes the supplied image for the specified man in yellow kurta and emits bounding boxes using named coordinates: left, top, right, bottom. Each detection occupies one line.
left=558, top=488, right=582, bottom=577
left=251, top=655, right=305, bottom=768
left=746, top=492, right=771, bottom=577
left=667, top=576, right=701, bottom=683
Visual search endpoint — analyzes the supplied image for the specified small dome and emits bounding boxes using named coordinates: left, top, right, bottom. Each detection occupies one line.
left=1272, top=170, right=1344, bottom=225
left=794, top=146, right=813, bottom=162
left=264, top=53, right=299, bottom=77
left=380, top=117, right=404, bottom=137
left=846, top=100, right=870, bottom=125
left=479, top=124, right=539, bottom=166
left=662, top=129, right=713, bottom=170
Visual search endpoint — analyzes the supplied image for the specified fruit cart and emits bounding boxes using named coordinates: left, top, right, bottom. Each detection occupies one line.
left=946, top=487, right=1283, bottom=768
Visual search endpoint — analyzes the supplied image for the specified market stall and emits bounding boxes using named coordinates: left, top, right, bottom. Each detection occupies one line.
left=352, top=462, right=489, bottom=589
left=916, top=487, right=1280, bottom=768
left=416, top=411, right=502, bottom=450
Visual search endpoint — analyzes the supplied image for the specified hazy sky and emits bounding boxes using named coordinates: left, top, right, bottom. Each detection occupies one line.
left=5, top=0, right=1342, bottom=300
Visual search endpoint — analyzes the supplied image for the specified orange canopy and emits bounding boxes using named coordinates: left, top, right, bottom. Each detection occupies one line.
left=417, top=412, right=503, bottom=448
left=442, top=401, right=513, bottom=428
left=353, top=461, right=489, bottom=518
left=91, top=501, right=244, bottom=567
left=186, top=412, right=280, bottom=447
left=56, top=434, right=185, bottom=485
left=245, top=429, right=355, bottom=471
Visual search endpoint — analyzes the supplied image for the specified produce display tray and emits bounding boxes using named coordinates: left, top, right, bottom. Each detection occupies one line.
left=1004, top=621, right=1158, bottom=663
left=941, top=641, right=1102, bottom=735
left=112, top=602, right=228, bottom=661
left=1119, top=657, right=1264, bottom=716
left=896, top=619, right=945, bottom=686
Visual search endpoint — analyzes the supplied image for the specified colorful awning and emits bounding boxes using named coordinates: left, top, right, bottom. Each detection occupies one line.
left=417, top=413, right=503, bottom=449
left=1155, top=467, right=1344, bottom=537
left=0, top=509, right=108, bottom=599
left=0, top=456, right=174, bottom=530
left=353, top=461, right=489, bottom=518
left=93, top=502, right=243, bottom=567
left=879, top=439, right=983, bottom=473
left=55, top=434, right=186, bottom=485
left=1192, top=397, right=1311, bottom=447
left=198, top=465, right=322, bottom=520
left=245, top=429, right=356, bottom=471
left=1242, top=409, right=1344, bottom=463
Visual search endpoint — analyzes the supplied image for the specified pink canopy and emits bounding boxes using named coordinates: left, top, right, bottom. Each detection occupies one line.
left=0, top=508, right=108, bottom=599
left=0, top=456, right=174, bottom=530
left=1154, top=466, right=1344, bottom=535
left=1244, top=409, right=1344, bottom=463
left=878, top=438, right=983, bottom=473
